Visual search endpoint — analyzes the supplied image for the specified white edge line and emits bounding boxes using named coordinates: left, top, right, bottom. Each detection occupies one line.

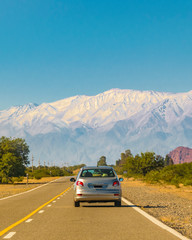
left=122, top=197, right=190, bottom=240
left=3, top=232, right=16, bottom=239
left=0, top=177, right=64, bottom=201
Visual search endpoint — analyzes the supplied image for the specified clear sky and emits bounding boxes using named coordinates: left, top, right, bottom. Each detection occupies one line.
left=0, top=0, right=192, bottom=110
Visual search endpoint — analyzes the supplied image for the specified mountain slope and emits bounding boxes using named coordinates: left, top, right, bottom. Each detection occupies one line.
left=0, top=89, right=192, bottom=165
left=168, top=146, right=192, bottom=164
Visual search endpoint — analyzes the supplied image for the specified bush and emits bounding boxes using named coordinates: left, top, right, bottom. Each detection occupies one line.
left=183, top=179, right=192, bottom=186
left=1, top=177, right=8, bottom=184
left=145, top=170, right=160, bottom=183
left=34, top=174, right=42, bottom=180
left=145, top=162, right=192, bottom=186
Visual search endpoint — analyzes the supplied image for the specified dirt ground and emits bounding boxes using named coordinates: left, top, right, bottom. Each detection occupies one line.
left=0, top=177, right=60, bottom=199
left=122, top=178, right=192, bottom=201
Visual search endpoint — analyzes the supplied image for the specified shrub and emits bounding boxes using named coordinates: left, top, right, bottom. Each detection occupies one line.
left=183, top=179, right=192, bottom=186
left=145, top=162, right=192, bottom=186
left=34, top=175, right=42, bottom=180
left=145, top=170, right=160, bottom=183
left=2, top=177, right=8, bottom=184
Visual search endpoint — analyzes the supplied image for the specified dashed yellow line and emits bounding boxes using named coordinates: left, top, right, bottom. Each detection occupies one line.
left=0, top=186, right=71, bottom=237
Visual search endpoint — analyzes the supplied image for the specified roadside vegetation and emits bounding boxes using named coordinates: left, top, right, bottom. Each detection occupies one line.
left=145, top=163, right=192, bottom=186
left=0, top=136, right=29, bottom=184
left=1, top=135, right=191, bottom=187
left=0, top=136, right=85, bottom=183
left=26, top=164, right=85, bottom=180
left=114, top=149, right=192, bottom=187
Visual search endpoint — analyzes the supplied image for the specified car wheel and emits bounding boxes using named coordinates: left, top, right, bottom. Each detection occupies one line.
left=114, top=201, right=121, bottom=207
left=74, top=201, right=80, bottom=207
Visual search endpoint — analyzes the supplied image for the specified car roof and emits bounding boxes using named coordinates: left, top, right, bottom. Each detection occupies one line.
left=81, top=166, right=114, bottom=170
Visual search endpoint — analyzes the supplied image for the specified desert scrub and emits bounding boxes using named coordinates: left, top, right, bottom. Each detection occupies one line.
left=145, top=162, right=192, bottom=186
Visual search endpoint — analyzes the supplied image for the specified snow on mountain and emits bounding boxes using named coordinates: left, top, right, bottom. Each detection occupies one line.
left=0, top=89, right=171, bottom=129
left=0, top=89, right=192, bottom=165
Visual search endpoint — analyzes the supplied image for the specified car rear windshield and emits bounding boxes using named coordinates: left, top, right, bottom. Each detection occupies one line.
left=80, top=169, right=115, bottom=178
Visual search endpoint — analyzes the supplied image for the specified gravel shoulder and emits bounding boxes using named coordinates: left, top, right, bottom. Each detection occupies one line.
left=122, top=179, right=192, bottom=239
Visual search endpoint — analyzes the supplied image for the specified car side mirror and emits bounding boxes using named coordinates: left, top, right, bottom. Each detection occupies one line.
left=70, top=177, right=76, bottom=182
left=119, top=178, right=124, bottom=182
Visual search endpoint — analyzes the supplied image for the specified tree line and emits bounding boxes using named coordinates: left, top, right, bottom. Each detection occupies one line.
left=0, top=136, right=83, bottom=183
left=1, top=135, right=191, bottom=186
left=98, top=149, right=192, bottom=187
left=115, top=149, right=173, bottom=176
left=26, top=164, right=85, bottom=180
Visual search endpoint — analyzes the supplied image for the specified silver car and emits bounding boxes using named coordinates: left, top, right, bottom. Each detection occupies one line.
left=70, top=166, right=123, bottom=207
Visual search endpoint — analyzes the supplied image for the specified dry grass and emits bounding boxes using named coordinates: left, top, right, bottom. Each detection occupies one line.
left=160, top=215, right=192, bottom=230
left=73, top=169, right=80, bottom=175
left=21, top=176, right=60, bottom=184
left=121, top=178, right=192, bottom=201
left=0, top=177, right=60, bottom=199
left=160, top=215, right=179, bottom=224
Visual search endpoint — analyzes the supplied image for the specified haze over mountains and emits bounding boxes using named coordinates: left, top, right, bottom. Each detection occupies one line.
left=0, top=89, right=192, bottom=165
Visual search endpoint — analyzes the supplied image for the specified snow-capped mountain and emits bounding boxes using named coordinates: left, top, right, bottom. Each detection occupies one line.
left=0, top=89, right=192, bottom=165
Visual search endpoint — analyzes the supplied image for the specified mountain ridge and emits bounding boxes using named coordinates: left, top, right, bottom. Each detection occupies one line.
left=0, top=88, right=192, bottom=165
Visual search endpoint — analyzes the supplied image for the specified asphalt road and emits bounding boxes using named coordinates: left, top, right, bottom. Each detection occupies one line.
left=0, top=177, right=184, bottom=240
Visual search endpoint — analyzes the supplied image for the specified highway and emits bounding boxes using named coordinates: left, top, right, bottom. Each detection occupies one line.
left=0, top=177, right=185, bottom=240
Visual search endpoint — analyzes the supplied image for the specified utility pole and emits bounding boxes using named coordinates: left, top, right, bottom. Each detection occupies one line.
left=44, top=160, right=46, bottom=169
left=38, top=158, right=40, bottom=169
left=31, top=154, right=34, bottom=172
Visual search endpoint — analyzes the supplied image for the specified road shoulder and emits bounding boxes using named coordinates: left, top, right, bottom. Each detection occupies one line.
left=121, top=179, right=192, bottom=239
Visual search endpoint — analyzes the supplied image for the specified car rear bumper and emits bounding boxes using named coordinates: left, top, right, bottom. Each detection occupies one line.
left=74, top=192, right=121, bottom=202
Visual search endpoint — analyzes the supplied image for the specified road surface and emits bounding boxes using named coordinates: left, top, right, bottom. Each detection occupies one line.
left=0, top=177, right=186, bottom=240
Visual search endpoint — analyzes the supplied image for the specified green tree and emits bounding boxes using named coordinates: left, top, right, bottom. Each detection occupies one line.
left=123, top=154, right=135, bottom=176
left=120, top=153, right=126, bottom=165
left=155, top=155, right=165, bottom=169
left=119, top=149, right=133, bottom=166
left=116, top=159, right=121, bottom=166
left=140, top=152, right=157, bottom=176
left=97, top=156, right=107, bottom=166
left=0, top=137, right=30, bottom=183
left=125, top=149, right=133, bottom=158
left=164, top=154, right=174, bottom=166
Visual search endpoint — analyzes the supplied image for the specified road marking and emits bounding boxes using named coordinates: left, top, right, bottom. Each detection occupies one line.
left=47, top=205, right=51, bottom=207
left=53, top=200, right=56, bottom=203
left=25, top=219, right=33, bottom=223
left=3, top=232, right=16, bottom=239
left=0, top=186, right=71, bottom=237
left=122, top=197, right=190, bottom=240
left=57, top=197, right=60, bottom=199
left=0, top=178, right=63, bottom=201
left=38, top=210, right=44, bottom=214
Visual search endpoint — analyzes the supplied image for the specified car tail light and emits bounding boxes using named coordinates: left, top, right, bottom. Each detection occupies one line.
left=114, top=194, right=120, bottom=196
left=113, top=181, right=119, bottom=187
left=76, top=181, right=84, bottom=186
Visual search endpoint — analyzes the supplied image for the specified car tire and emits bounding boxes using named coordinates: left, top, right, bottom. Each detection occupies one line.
left=74, top=201, right=80, bottom=207
left=114, top=201, right=121, bottom=207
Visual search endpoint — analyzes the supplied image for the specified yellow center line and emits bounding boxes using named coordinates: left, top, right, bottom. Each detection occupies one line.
left=0, top=186, right=71, bottom=237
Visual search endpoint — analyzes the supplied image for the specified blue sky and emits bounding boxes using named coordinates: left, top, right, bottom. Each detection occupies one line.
left=0, top=0, right=192, bottom=110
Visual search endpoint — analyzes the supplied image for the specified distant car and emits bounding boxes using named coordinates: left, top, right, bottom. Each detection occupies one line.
left=70, top=166, right=123, bottom=207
